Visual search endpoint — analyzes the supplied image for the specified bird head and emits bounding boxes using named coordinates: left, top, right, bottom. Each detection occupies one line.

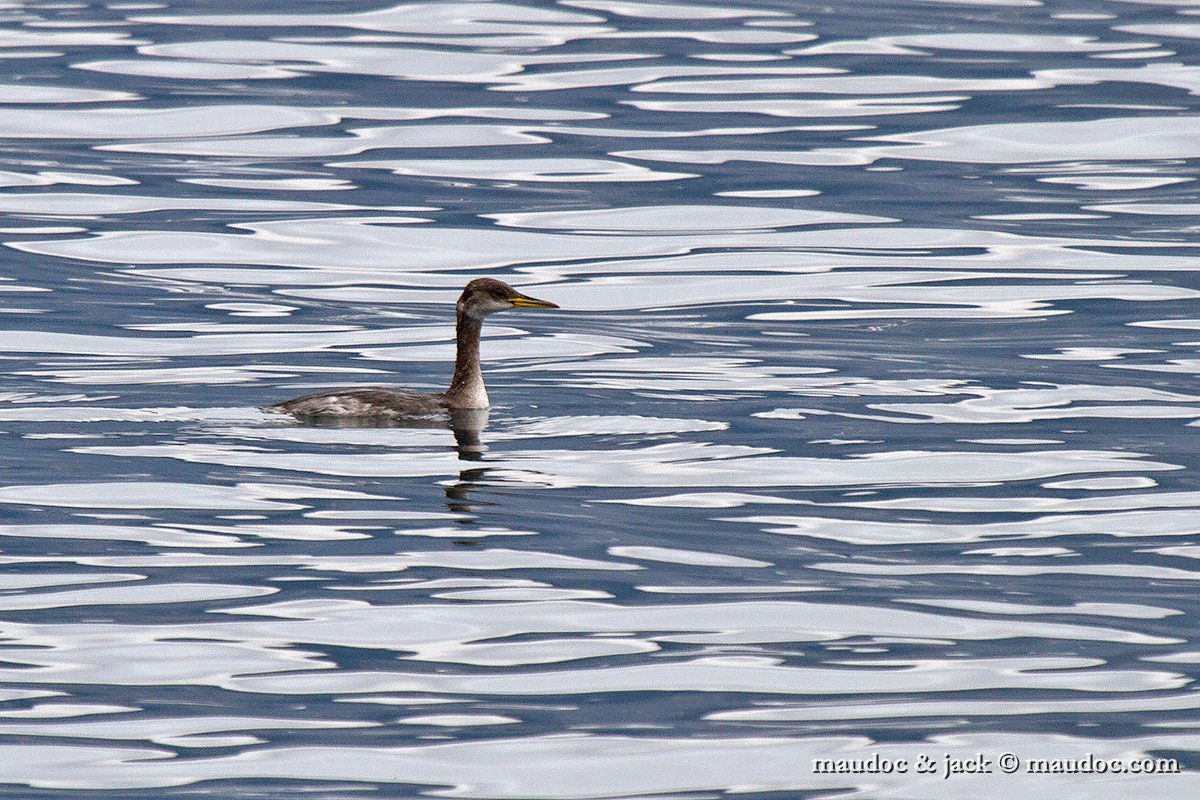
left=457, top=278, right=559, bottom=320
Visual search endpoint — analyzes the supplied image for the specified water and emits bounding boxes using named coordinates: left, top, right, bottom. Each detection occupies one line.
left=0, top=0, right=1198, bottom=796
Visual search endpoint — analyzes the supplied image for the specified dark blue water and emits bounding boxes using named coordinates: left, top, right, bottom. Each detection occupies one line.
left=0, top=0, right=1198, bottom=796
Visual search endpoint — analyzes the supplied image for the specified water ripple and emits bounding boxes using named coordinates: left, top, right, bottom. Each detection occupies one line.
left=0, top=0, right=1198, bottom=795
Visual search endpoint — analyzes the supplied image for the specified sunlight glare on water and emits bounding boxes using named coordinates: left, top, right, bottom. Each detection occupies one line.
left=0, top=0, right=1198, bottom=796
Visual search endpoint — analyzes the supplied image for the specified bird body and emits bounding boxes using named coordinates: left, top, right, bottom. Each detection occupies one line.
left=269, top=278, right=558, bottom=421
left=269, top=386, right=449, bottom=419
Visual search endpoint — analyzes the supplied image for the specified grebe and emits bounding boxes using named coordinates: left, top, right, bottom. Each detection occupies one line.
left=269, top=278, right=558, bottom=421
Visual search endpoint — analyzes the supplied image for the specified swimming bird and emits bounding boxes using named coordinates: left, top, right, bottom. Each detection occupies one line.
left=269, top=278, right=558, bottom=421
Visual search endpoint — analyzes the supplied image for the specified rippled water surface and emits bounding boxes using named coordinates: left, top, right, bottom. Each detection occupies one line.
left=2, top=0, right=1200, bottom=796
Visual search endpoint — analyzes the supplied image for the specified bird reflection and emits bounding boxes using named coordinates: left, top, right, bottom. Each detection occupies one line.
left=448, top=408, right=489, bottom=462
left=279, top=407, right=492, bottom=514
left=445, top=409, right=490, bottom=515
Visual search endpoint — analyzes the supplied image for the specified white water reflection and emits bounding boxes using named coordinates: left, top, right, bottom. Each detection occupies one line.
left=0, top=598, right=1176, bottom=690
left=0, top=192, right=361, bottom=215
left=288, top=270, right=1144, bottom=317
left=878, top=33, right=1155, bottom=52
left=726, top=508, right=1200, bottom=545
left=0, top=0, right=1198, bottom=796
left=632, top=74, right=1054, bottom=94
left=334, top=156, right=695, bottom=182
left=68, top=441, right=1179, bottom=486
left=0, top=733, right=1190, bottom=796
left=0, top=481, right=389, bottom=509
left=133, top=2, right=612, bottom=36
left=759, top=384, right=1200, bottom=425
left=865, top=115, right=1200, bottom=163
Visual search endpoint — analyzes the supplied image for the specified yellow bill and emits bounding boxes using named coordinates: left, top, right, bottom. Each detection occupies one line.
left=508, top=291, right=560, bottom=309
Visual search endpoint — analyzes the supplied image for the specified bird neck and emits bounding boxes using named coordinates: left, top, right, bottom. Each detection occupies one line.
left=445, top=310, right=489, bottom=409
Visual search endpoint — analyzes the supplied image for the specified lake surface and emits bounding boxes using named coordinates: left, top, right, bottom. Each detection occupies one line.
left=0, top=0, right=1199, bottom=796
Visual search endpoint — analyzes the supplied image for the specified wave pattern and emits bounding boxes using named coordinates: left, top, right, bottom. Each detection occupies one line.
left=0, top=0, right=1198, bottom=796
